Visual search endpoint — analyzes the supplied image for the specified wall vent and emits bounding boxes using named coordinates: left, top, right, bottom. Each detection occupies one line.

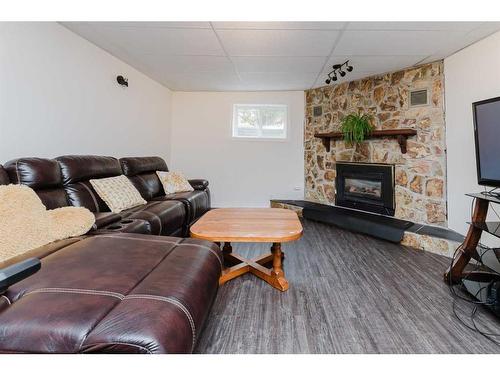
left=409, top=89, right=429, bottom=107
left=313, top=106, right=322, bottom=117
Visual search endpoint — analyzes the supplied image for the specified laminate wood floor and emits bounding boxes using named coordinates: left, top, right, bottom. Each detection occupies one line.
left=195, top=219, right=500, bottom=353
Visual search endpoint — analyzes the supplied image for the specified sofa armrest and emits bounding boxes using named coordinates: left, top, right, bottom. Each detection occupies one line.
left=92, top=212, right=122, bottom=229
left=0, top=258, right=41, bottom=295
left=188, top=179, right=209, bottom=191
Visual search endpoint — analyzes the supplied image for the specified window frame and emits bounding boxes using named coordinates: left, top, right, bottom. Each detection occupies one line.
left=231, top=103, right=289, bottom=141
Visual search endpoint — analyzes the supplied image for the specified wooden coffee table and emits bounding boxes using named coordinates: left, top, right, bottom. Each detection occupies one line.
left=190, top=208, right=303, bottom=291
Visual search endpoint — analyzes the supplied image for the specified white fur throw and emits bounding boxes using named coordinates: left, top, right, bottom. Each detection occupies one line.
left=0, top=184, right=95, bottom=264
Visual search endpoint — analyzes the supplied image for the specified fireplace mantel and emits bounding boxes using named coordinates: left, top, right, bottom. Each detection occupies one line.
left=314, top=129, right=417, bottom=153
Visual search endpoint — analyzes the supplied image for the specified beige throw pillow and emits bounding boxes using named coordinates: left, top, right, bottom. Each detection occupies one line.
left=157, top=171, right=194, bottom=194
left=90, top=175, right=146, bottom=213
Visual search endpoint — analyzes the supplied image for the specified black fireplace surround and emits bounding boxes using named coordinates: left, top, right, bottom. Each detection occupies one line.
left=335, top=162, right=395, bottom=216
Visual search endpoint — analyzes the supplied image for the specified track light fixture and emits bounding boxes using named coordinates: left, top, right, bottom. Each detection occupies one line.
left=325, top=60, right=353, bottom=85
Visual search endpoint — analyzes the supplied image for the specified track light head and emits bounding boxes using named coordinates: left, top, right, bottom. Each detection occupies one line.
left=324, top=60, right=353, bottom=85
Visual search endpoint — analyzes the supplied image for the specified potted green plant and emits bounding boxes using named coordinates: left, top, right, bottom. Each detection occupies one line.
left=340, top=113, right=374, bottom=145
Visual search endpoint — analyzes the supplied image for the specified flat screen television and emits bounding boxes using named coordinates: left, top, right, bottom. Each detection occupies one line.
left=473, top=96, right=500, bottom=187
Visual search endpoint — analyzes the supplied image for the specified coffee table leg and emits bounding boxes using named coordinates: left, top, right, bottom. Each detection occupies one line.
left=217, top=242, right=290, bottom=291
left=223, top=242, right=232, bottom=255
left=223, top=242, right=241, bottom=267
left=219, top=242, right=252, bottom=285
left=270, top=242, right=289, bottom=291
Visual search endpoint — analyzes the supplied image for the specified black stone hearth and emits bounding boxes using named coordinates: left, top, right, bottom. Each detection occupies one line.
left=335, top=162, right=395, bottom=216
left=271, top=200, right=464, bottom=244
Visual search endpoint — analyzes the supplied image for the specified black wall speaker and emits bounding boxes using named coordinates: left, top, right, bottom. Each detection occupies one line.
left=116, top=75, right=129, bottom=87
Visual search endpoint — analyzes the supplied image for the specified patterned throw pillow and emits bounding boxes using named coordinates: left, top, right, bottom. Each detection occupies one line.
left=90, top=175, right=147, bottom=213
left=157, top=171, right=194, bottom=194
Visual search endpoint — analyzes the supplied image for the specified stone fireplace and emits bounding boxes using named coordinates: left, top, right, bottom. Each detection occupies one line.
left=335, top=162, right=395, bottom=216
left=304, top=61, right=447, bottom=227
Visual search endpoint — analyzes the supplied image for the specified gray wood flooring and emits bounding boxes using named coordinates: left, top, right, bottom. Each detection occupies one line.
left=194, top=219, right=500, bottom=353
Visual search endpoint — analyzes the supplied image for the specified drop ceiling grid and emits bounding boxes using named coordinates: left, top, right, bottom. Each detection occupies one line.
left=61, top=22, right=500, bottom=91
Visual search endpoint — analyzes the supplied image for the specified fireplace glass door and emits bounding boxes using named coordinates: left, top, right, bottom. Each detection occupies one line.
left=335, top=162, right=395, bottom=216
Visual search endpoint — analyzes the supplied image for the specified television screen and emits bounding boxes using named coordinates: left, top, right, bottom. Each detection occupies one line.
left=473, top=96, right=500, bottom=187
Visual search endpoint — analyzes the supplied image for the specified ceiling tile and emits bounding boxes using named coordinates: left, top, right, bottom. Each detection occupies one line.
left=239, top=72, right=318, bottom=91
left=162, top=71, right=242, bottom=91
left=86, top=24, right=225, bottom=55
left=346, top=22, right=486, bottom=32
left=212, top=22, right=346, bottom=30
left=61, top=21, right=500, bottom=91
left=335, top=30, right=468, bottom=56
left=232, top=56, right=326, bottom=73
left=94, top=22, right=212, bottom=29
left=324, top=55, right=425, bottom=75
left=128, top=55, right=234, bottom=74
left=217, top=29, right=340, bottom=57
left=410, top=24, right=500, bottom=64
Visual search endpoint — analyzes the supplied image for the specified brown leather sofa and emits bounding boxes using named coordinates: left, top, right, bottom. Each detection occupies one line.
left=119, top=156, right=210, bottom=233
left=3, top=155, right=211, bottom=236
left=0, top=156, right=220, bottom=353
left=0, top=234, right=222, bottom=353
left=0, top=165, right=9, bottom=185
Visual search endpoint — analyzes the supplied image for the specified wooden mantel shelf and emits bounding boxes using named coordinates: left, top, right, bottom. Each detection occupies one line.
left=314, top=129, right=417, bottom=153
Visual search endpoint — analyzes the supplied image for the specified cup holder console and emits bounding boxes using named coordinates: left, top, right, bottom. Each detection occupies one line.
left=98, top=218, right=149, bottom=235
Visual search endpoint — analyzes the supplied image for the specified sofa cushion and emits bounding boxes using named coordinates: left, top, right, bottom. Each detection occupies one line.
left=57, top=155, right=122, bottom=185
left=154, top=190, right=210, bottom=224
left=157, top=171, right=194, bottom=194
left=122, top=201, right=187, bottom=236
left=57, top=156, right=122, bottom=212
left=119, top=157, right=168, bottom=200
left=0, top=234, right=222, bottom=353
left=120, top=156, right=168, bottom=176
left=0, top=165, right=9, bottom=185
left=4, top=158, right=69, bottom=209
left=90, top=175, right=147, bottom=213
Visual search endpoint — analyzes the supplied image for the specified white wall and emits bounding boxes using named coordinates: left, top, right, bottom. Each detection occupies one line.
left=171, top=91, right=304, bottom=207
left=0, top=23, right=304, bottom=208
left=0, top=22, right=173, bottom=163
left=445, top=31, right=500, bottom=246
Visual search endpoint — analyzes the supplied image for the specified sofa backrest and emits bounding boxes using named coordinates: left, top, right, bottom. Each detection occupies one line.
left=3, top=158, right=69, bottom=209
left=119, top=156, right=168, bottom=200
left=56, top=155, right=122, bottom=212
left=0, top=165, right=9, bottom=185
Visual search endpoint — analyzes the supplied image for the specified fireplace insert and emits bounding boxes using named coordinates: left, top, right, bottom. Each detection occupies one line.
left=335, top=162, right=395, bottom=216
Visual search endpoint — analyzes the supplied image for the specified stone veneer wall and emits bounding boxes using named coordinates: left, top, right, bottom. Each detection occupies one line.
left=304, top=61, right=447, bottom=227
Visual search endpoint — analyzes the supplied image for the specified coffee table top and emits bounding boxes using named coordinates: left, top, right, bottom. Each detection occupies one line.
left=190, top=208, right=303, bottom=243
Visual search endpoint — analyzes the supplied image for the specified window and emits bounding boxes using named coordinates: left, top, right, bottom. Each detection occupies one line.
left=232, top=104, right=288, bottom=139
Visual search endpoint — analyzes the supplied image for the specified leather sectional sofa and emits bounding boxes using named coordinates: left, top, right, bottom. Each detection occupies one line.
left=0, top=155, right=220, bottom=353
left=3, top=155, right=210, bottom=236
